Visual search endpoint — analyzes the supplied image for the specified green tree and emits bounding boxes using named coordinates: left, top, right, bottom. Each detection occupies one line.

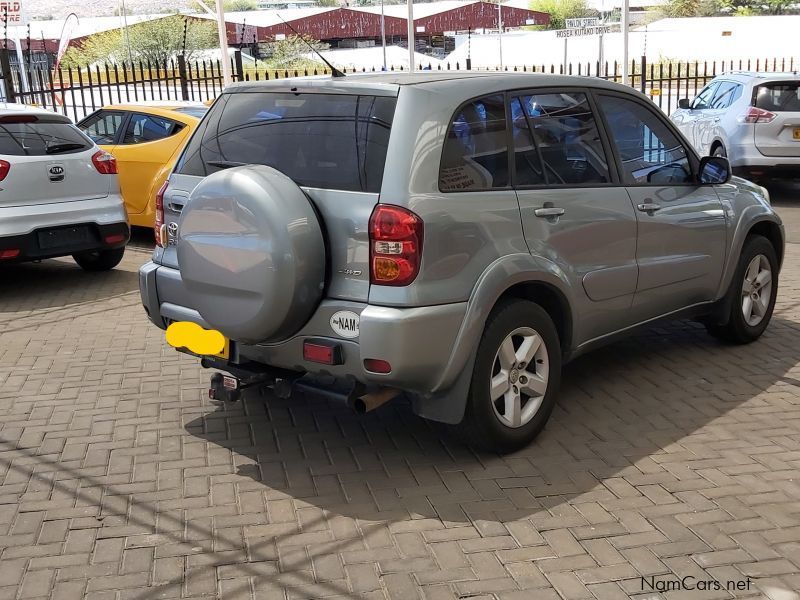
left=530, top=0, right=593, bottom=30
left=62, top=16, right=218, bottom=67
left=264, top=35, right=327, bottom=71
left=224, top=0, right=259, bottom=10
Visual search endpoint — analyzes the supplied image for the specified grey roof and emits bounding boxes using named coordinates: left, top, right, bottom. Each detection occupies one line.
left=228, top=71, right=633, bottom=95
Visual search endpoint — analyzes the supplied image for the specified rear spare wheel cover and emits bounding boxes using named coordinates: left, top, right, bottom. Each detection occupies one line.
left=177, top=165, right=325, bottom=344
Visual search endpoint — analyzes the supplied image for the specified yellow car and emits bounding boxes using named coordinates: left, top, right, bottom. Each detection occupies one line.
left=78, top=103, right=207, bottom=228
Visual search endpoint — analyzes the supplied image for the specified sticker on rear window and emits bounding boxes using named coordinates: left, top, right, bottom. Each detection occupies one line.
left=330, top=311, right=359, bottom=339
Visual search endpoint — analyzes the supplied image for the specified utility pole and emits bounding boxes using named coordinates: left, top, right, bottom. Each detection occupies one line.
left=407, top=0, right=414, bottom=72
left=119, top=0, right=133, bottom=66
left=215, top=0, right=232, bottom=85
left=497, top=0, right=502, bottom=69
left=621, top=0, right=629, bottom=85
left=380, top=0, right=386, bottom=70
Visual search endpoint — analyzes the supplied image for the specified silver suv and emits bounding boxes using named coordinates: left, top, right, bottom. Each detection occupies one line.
left=139, top=73, right=784, bottom=451
left=671, top=72, right=800, bottom=183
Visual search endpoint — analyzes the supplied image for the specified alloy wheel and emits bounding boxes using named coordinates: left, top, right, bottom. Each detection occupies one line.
left=489, top=327, right=549, bottom=429
left=741, top=254, right=772, bottom=327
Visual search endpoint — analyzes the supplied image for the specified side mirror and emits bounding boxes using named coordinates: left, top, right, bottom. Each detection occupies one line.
left=699, top=155, right=731, bottom=185
left=678, top=98, right=691, bottom=110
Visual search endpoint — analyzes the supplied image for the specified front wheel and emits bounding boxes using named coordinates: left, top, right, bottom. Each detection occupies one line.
left=458, top=299, right=561, bottom=453
left=707, top=235, right=778, bottom=344
left=73, top=247, right=125, bottom=272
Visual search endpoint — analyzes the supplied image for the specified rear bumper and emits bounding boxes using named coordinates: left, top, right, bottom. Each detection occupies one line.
left=0, top=195, right=129, bottom=261
left=732, top=163, right=800, bottom=181
left=728, top=144, right=800, bottom=178
left=139, top=261, right=468, bottom=393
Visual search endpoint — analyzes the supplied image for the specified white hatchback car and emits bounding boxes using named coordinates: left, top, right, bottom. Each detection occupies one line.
left=0, top=104, right=129, bottom=270
left=671, top=72, right=800, bottom=183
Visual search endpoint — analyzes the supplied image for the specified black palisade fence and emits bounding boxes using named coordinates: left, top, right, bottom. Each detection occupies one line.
left=0, top=49, right=796, bottom=121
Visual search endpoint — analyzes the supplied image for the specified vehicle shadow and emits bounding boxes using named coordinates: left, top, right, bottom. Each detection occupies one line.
left=0, top=257, right=139, bottom=312
left=184, top=314, right=800, bottom=528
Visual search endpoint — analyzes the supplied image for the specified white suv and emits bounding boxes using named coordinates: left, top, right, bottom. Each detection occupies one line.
left=0, top=104, right=129, bottom=270
left=671, top=72, right=800, bottom=183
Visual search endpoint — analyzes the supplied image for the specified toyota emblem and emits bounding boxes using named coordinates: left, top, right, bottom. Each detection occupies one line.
left=167, top=222, right=179, bottom=244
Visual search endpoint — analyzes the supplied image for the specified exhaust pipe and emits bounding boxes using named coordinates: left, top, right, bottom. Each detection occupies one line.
left=352, top=388, right=401, bottom=414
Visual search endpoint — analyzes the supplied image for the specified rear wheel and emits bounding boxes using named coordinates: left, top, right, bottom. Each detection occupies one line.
left=458, top=299, right=561, bottom=453
left=707, top=235, right=777, bottom=344
left=73, top=247, right=125, bottom=272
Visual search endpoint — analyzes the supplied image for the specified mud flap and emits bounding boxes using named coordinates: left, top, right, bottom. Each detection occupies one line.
left=410, top=349, right=477, bottom=425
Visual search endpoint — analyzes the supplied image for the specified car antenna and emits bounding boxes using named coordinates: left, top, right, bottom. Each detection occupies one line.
left=276, top=14, right=346, bottom=78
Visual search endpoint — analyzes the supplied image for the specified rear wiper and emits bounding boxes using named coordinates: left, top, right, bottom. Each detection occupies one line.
left=207, top=160, right=246, bottom=169
left=45, top=142, right=87, bottom=154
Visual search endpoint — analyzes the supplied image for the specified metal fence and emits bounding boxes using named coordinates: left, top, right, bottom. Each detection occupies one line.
left=0, top=49, right=796, bottom=121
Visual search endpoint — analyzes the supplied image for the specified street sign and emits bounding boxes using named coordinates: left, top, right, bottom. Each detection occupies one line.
left=0, top=1, right=22, bottom=24
left=565, top=17, right=599, bottom=29
left=557, top=25, right=614, bottom=38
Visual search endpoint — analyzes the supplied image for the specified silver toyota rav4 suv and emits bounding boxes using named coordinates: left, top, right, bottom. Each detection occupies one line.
left=139, top=73, right=784, bottom=451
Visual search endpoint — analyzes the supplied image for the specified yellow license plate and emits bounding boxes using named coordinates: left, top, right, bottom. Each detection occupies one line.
left=794, top=128, right=800, bottom=140
left=213, top=338, right=230, bottom=360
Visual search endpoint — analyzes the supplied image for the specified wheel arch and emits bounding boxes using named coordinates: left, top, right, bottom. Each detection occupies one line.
left=748, top=220, right=784, bottom=268
left=412, top=254, right=576, bottom=425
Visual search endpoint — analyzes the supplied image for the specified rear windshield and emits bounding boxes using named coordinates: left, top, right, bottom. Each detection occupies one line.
left=173, top=107, right=208, bottom=119
left=754, top=82, right=800, bottom=112
left=177, top=91, right=396, bottom=193
left=0, top=118, right=93, bottom=156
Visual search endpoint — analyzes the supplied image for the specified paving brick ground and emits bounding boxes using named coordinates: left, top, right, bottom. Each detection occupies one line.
left=2, top=202, right=800, bottom=600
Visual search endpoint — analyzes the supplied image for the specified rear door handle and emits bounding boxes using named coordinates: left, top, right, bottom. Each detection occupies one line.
left=534, top=207, right=565, bottom=218
left=637, top=202, right=661, bottom=213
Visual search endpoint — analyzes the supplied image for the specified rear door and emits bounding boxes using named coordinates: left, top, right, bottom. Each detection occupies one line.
left=511, top=89, right=639, bottom=344
left=159, top=89, right=398, bottom=305
left=752, top=80, right=800, bottom=157
left=0, top=113, right=110, bottom=208
left=112, top=112, right=187, bottom=215
left=595, top=92, right=727, bottom=322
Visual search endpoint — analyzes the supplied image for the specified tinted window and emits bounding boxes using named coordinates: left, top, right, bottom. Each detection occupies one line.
left=79, top=111, right=124, bottom=144
left=691, top=83, right=718, bottom=110
left=0, top=117, right=92, bottom=156
left=598, top=95, right=692, bottom=185
left=710, top=82, right=742, bottom=109
left=755, top=82, right=800, bottom=112
left=179, top=92, right=396, bottom=194
left=512, top=92, right=610, bottom=186
left=439, top=94, right=508, bottom=191
left=124, top=114, right=182, bottom=144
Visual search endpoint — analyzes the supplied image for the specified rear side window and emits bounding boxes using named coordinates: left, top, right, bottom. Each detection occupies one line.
left=511, top=92, right=610, bottom=186
left=439, top=94, right=508, bottom=191
left=0, top=117, right=92, bottom=156
left=123, top=114, right=183, bottom=144
left=755, top=82, right=800, bottom=112
left=178, top=92, right=396, bottom=194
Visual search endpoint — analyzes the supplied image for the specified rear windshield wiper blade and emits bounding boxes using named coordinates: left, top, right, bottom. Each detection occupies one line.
left=206, top=160, right=246, bottom=169
left=45, top=142, right=87, bottom=154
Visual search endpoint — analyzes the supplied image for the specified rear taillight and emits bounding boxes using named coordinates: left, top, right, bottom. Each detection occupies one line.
left=154, top=181, right=168, bottom=248
left=369, top=204, right=423, bottom=286
left=92, top=150, right=117, bottom=174
left=0, top=160, right=9, bottom=182
left=741, top=106, right=777, bottom=124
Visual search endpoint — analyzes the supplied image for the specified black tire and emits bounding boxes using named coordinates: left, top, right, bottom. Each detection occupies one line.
left=72, top=247, right=125, bottom=272
left=457, top=299, right=561, bottom=453
left=707, top=235, right=778, bottom=344
left=712, top=144, right=727, bottom=158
